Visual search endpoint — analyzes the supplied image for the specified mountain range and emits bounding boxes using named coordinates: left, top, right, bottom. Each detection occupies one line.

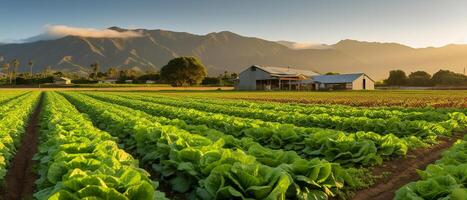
left=1, top=27, right=466, bottom=80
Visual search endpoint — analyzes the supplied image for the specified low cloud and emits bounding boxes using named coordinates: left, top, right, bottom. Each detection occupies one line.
left=24, top=25, right=144, bottom=42
left=277, top=41, right=332, bottom=50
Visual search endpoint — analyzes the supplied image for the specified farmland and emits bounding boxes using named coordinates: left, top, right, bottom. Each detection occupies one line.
left=0, top=90, right=465, bottom=200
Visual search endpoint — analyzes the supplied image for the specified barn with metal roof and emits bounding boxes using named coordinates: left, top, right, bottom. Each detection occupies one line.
left=237, top=65, right=374, bottom=90
left=311, top=73, right=375, bottom=90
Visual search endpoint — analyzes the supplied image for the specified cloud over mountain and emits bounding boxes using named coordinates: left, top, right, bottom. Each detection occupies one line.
left=276, top=41, right=331, bottom=50
left=24, top=25, right=144, bottom=42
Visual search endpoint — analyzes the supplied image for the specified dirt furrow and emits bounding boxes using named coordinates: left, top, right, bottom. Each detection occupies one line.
left=1, top=94, right=43, bottom=200
left=352, top=134, right=463, bottom=200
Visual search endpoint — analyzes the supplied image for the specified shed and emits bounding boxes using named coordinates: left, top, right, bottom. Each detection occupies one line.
left=99, top=79, right=117, bottom=84
left=311, top=73, right=375, bottom=90
left=54, top=77, right=72, bottom=85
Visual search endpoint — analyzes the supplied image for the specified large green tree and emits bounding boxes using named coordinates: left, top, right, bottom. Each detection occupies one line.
left=385, top=70, right=407, bottom=86
left=431, top=70, right=467, bottom=86
left=407, top=71, right=432, bottom=86
left=160, top=57, right=207, bottom=86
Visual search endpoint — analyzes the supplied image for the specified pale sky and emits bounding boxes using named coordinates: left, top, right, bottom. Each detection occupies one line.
left=1, top=0, right=467, bottom=47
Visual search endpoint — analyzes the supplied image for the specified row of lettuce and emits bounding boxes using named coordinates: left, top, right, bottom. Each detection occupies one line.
left=0, top=91, right=40, bottom=182
left=33, top=92, right=166, bottom=199
left=109, top=93, right=465, bottom=139
left=1, top=90, right=463, bottom=199
left=395, top=135, right=467, bottom=199
left=59, top=91, right=374, bottom=200
left=144, top=93, right=467, bottom=123
left=82, top=92, right=462, bottom=167
left=72, top=91, right=466, bottom=200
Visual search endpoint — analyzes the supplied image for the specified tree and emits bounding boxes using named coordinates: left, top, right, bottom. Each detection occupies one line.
left=1, top=63, right=9, bottom=82
left=407, top=71, right=432, bottom=86
left=117, top=69, right=139, bottom=82
left=11, top=59, right=20, bottom=84
left=160, top=57, right=207, bottom=86
left=28, top=60, right=34, bottom=78
left=89, top=62, right=100, bottom=80
left=53, top=71, right=64, bottom=77
left=385, top=70, right=407, bottom=86
left=325, top=72, right=340, bottom=75
left=431, top=70, right=467, bottom=86
left=106, top=67, right=118, bottom=78
left=230, top=73, right=238, bottom=78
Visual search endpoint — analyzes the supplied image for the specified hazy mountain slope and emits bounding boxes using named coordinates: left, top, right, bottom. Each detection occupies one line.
left=0, top=27, right=466, bottom=80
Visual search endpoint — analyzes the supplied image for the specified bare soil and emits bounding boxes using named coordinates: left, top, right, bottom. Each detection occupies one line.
left=351, top=134, right=464, bottom=200
left=1, top=94, right=43, bottom=200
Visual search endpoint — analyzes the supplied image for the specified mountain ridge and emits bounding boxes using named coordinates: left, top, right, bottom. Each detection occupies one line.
left=0, top=27, right=466, bottom=80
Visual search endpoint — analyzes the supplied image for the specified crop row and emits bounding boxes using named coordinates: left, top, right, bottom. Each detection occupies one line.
left=0, top=92, right=40, bottom=182
left=111, top=93, right=462, bottom=139
left=0, top=91, right=29, bottom=105
left=61, top=91, right=363, bottom=200
left=82, top=92, right=412, bottom=167
left=150, top=94, right=465, bottom=123
left=33, top=92, right=166, bottom=199
left=394, top=135, right=467, bottom=199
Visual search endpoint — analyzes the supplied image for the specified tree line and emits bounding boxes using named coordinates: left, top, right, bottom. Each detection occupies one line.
left=384, top=69, right=467, bottom=86
left=0, top=57, right=237, bottom=86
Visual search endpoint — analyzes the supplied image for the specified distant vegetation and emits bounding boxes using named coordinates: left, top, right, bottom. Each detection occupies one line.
left=384, top=69, right=467, bottom=87
left=0, top=57, right=237, bottom=87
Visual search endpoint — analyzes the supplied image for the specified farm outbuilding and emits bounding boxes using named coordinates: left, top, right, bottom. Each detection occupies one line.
left=0, top=72, right=7, bottom=79
left=54, top=77, right=72, bottom=85
left=312, top=73, right=375, bottom=90
left=237, top=65, right=375, bottom=90
left=237, top=65, right=320, bottom=90
left=99, top=79, right=118, bottom=84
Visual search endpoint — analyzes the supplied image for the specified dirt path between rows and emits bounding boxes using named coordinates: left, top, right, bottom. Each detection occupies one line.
left=352, top=134, right=463, bottom=200
left=1, top=94, right=43, bottom=200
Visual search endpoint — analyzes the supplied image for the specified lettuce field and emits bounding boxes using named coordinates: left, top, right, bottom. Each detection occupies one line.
left=0, top=90, right=465, bottom=200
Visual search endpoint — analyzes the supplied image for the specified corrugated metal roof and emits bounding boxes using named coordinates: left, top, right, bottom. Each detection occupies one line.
left=252, top=65, right=319, bottom=77
left=57, top=77, right=72, bottom=81
left=311, top=73, right=364, bottom=83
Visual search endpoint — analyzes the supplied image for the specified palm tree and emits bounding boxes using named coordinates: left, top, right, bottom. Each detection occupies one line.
left=90, top=62, right=100, bottom=80
left=11, top=59, right=19, bottom=85
left=28, top=60, right=34, bottom=78
left=1, top=63, right=9, bottom=83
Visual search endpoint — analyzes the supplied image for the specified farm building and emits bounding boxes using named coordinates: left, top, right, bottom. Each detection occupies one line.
left=237, top=65, right=374, bottom=90
left=237, top=65, right=320, bottom=90
left=99, top=79, right=117, bottom=84
left=312, top=73, right=375, bottom=90
left=54, top=77, right=72, bottom=85
left=0, top=72, right=7, bottom=79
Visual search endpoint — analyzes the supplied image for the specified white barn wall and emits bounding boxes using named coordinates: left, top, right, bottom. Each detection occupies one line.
left=352, top=74, right=374, bottom=90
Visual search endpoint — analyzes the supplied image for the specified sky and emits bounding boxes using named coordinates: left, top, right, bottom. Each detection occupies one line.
left=1, top=0, right=467, bottom=47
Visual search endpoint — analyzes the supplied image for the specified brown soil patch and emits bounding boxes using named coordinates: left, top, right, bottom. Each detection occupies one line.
left=1, top=93, right=43, bottom=200
left=352, top=134, right=464, bottom=200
